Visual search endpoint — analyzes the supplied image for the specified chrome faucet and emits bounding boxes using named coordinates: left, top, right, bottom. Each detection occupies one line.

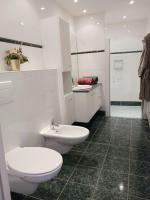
left=51, top=119, right=59, bottom=130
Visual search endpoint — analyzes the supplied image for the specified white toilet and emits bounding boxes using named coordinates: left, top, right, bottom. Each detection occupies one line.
left=6, top=147, right=63, bottom=195
left=41, top=125, right=89, bottom=154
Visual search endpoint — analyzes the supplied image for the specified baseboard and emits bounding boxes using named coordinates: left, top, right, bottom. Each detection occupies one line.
left=111, top=101, right=142, bottom=106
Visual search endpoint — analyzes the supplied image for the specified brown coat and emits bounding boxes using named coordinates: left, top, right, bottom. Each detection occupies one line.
left=139, top=33, right=150, bottom=101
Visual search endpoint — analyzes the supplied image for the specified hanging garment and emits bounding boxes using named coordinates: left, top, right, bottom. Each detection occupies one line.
left=138, top=33, right=150, bottom=101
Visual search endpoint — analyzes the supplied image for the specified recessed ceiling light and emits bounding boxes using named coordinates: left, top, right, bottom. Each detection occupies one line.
left=97, top=22, right=100, bottom=25
left=129, top=0, right=135, bottom=5
left=74, top=0, right=78, bottom=3
left=123, top=15, right=127, bottom=19
left=41, top=7, right=46, bottom=11
left=83, top=9, right=87, bottom=13
left=20, top=22, right=25, bottom=26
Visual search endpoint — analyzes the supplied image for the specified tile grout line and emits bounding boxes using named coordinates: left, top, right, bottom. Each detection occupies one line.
left=56, top=145, right=90, bottom=200
left=91, top=143, right=110, bottom=200
left=56, top=117, right=109, bottom=200
left=91, top=118, right=119, bottom=200
left=26, top=194, right=44, bottom=200
left=127, top=119, right=132, bottom=200
left=27, top=117, right=116, bottom=200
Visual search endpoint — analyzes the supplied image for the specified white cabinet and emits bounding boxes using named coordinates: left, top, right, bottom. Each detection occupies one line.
left=65, top=93, right=75, bottom=125
left=74, top=85, right=102, bottom=123
left=42, top=16, right=72, bottom=72
left=41, top=16, right=74, bottom=124
left=59, top=19, right=72, bottom=72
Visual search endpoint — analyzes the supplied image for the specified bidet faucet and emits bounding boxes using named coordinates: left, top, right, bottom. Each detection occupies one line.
left=51, top=119, right=59, bottom=130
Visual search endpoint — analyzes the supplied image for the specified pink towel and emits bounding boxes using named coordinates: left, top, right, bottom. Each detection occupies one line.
left=78, top=78, right=93, bottom=85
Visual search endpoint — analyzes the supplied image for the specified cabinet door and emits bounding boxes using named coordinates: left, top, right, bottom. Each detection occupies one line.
left=59, top=19, right=72, bottom=72
left=87, top=91, right=96, bottom=120
left=94, top=87, right=102, bottom=110
left=65, top=93, right=75, bottom=125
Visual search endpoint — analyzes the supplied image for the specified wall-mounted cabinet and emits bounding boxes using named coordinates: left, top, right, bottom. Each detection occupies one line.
left=41, top=16, right=72, bottom=72
left=60, top=19, right=72, bottom=72
left=65, top=92, right=75, bottom=125
left=63, top=72, right=72, bottom=95
left=41, top=16, right=74, bottom=124
left=74, top=85, right=102, bottom=123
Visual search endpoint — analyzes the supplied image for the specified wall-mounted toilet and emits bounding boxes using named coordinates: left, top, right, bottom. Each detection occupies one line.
left=6, top=147, right=63, bottom=195
left=41, top=125, right=89, bottom=154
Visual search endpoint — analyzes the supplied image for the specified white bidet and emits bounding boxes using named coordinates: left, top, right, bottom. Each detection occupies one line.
left=41, top=125, right=89, bottom=154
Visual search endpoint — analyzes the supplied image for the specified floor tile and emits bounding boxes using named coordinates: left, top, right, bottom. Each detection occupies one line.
left=128, top=196, right=146, bottom=200
left=116, top=118, right=132, bottom=127
left=24, top=197, right=37, bottom=200
left=107, top=146, right=129, bottom=160
left=78, top=152, right=105, bottom=168
left=86, top=132, right=95, bottom=141
left=110, top=135, right=130, bottom=147
left=91, top=133, right=111, bottom=144
left=56, top=165, right=75, bottom=181
left=59, top=182, right=94, bottom=200
left=130, top=160, right=150, bottom=177
left=131, top=129, right=150, bottom=141
left=71, top=141, right=90, bottom=152
left=111, top=106, right=141, bottom=119
left=98, top=170, right=128, bottom=194
left=130, top=147, right=150, bottom=162
left=132, top=119, right=149, bottom=128
left=130, top=139, right=150, bottom=150
left=129, top=175, right=150, bottom=199
left=99, top=118, right=117, bottom=129
left=86, top=143, right=109, bottom=155
left=31, top=179, right=65, bottom=200
left=111, top=128, right=130, bottom=138
left=100, top=127, right=115, bottom=136
left=70, top=166, right=99, bottom=186
left=93, top=187, right=127, bottom=200
left=103, top=157, right=129, bottom=174
left=63, top=151, right=83, bottom=166
left=10, top=117, right=150, bottom=200
left=11, top=193, right=25, bottom=200
left=99, top=123, right=116, bottom=130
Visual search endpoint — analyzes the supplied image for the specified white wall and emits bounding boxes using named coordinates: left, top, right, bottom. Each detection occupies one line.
left=146, top=15, right=150, bottom=33
left=0, top=70, right=60, bottom=153
left=0, top=0, right=44, bottom=71
left=110, top=53, right=141, bottom=102
left=106, top=19, right=147, bottom=41
left=72, top=14, right=106, bottom=80
left=29, top=0, right=76, bottom=53
left=72, top=14, right=109, bottom=111
left=106, top=20, right=147, bottom=103
left=0, top=0, right=75, bottom=71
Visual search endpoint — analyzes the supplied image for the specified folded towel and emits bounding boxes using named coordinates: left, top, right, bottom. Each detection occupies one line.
left=83, top=76, right=98, bottom=84
left=78, top=78, right=93, bottom=85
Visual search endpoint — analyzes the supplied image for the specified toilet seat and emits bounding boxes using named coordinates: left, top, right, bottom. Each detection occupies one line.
left=6, top=147, right=63, bottom=177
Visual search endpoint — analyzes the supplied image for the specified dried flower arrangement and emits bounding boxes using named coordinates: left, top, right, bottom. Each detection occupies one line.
left=5, top=48, right=28, bottom=71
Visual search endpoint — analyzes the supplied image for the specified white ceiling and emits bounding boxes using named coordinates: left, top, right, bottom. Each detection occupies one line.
left=56, top=0, right=150, bottom=24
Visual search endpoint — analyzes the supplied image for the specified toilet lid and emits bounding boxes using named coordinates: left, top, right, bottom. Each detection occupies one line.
left=6, top=147, right=63, bottom=176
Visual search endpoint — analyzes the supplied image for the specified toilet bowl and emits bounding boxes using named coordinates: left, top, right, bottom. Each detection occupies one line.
left=41, top=125, right=89, bottom=154
left=6, top=147, right=63, bottom=195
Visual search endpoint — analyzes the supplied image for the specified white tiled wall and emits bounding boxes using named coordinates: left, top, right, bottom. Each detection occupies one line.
left=110, top=52, right=141, bottom=102
left=0, top=0, right=75, bottom=71
left=0, top=70, right=60, bottom=153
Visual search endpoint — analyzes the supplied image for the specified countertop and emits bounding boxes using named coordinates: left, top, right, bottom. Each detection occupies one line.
left=73, top=83, right=102, bottom=93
